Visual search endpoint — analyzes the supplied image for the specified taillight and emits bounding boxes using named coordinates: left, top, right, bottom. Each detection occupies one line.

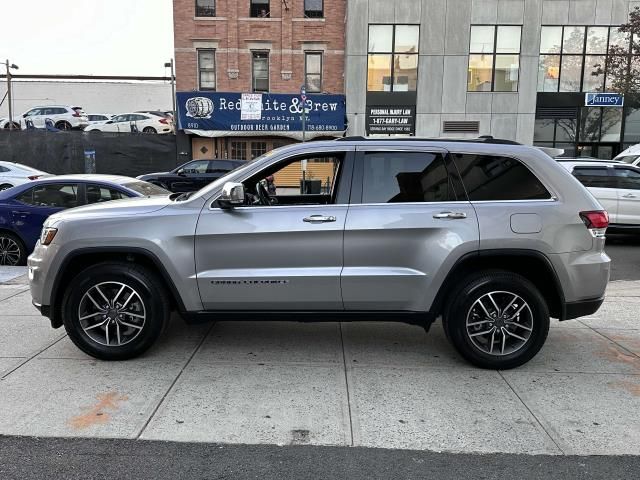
left=27, top=175, right=41, bottom=180
left=580, top=210, right=608, bottom=238
left=159, top=118, right=168, bottom=124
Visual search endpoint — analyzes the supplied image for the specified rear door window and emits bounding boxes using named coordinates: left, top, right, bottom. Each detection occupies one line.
left=453, top=154, right=551, bottom=201
left=17, top=183, right=79, bottom=208
left=572, top=167, right=616, bottom=188
left=361, top=151, right=456, bottom=203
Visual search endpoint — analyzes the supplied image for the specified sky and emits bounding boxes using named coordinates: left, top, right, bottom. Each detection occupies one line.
left=0, top=0, right=174, bottom=77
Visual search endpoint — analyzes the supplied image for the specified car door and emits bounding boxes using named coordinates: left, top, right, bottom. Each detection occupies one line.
left=22, top=108, right=43, bottom=128
left=10, top=182, right=81, bottom=251
left=102, top=115, right=122, bottom=132
left=342, top=147, right=479, bottom=311
left=572, top=166, right=619, bottom=223
left=194, top=147, right=354, bottom=310
left=612, top=166, right=640, bottom=225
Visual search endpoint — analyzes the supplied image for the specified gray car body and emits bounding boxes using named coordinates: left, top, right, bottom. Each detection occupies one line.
left=28, top=139, right=610, bottom=326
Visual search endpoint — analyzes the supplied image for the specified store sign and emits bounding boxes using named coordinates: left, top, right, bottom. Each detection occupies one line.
left=366, top=106, right=416, bottom=135
left=585, top=93, right=624, bottom=107
left=177, top=92, right=346, bottom=132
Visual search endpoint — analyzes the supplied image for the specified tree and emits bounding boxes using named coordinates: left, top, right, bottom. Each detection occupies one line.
left=593, top=7, right=640, bottom=101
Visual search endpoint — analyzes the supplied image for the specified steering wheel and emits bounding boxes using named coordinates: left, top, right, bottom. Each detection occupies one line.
left=255, top=181, right=273, bottom=206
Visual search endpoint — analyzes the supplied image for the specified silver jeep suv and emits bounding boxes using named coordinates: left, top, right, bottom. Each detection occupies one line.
left=28, top=138, right=610, bottom=369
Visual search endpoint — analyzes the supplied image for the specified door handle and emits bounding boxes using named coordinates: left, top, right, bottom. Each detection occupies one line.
left=622, top=193, right=637, bottom=198
left=433, top=211, right=467, bottom=219
left=303, top=215, right=336, bottom=223
left=11, top=210, right=30, bottom=218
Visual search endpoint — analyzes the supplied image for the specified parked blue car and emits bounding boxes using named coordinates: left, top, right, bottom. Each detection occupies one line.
left=0, top=175, right=169, bottom=265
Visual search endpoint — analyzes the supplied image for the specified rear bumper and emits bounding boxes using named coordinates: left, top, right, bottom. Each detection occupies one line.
left=563, top=296, right=604, bottom=320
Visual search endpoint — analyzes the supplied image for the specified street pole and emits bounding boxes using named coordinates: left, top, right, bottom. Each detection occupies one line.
left=170, top=58, right=176, bottom=116
left=6, top=60, right=13, bottom=131
left=300, top=84, right=306, bottom=143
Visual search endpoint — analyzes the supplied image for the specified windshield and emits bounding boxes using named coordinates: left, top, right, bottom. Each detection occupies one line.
left=123, top=181, right=170, bottom=196
left=617, top=155, right=640, bottom=164
left=186, top=150, right=278, bottom=200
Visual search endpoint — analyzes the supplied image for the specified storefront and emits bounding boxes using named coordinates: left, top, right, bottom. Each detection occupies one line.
left=176, top=92, right=347, bottom=160
left=533, top=92, right=637, bottom=159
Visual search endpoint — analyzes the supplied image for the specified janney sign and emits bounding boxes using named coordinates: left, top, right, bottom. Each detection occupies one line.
left=177, top=92, right=346, bottom=136
left=585, top=92, right=624, bottom=107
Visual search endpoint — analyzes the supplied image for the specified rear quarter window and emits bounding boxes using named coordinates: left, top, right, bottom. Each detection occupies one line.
left=453, top=154, right=551, bottom=201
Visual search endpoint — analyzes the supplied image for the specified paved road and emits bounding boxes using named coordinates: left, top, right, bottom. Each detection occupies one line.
left=606, top=234, right=640, bottom=281
left=1, top=435, right=640, bottom=480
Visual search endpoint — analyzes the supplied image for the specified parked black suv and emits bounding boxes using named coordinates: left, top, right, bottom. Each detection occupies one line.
left=137, top=159, right=245, bottom=193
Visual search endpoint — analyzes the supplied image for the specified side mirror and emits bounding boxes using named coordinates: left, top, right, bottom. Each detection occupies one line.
left=218, top=182, right=245, bottom=208
left=177, top=169, right=186, bottom=176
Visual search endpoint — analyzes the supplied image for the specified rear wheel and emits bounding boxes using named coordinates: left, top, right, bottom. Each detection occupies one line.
left=143, top=127, right=157, bottom=134
left=0, top=232, right=26, bottom=266
left=55, top=121, right=72, bottom=130
left=443, top=271, right=550, bottom=369
left=62, top=262, right=170, bottom=360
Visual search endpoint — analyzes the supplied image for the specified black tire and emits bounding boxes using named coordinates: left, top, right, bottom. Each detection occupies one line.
left=62, top=262, right=170, bottom=360
left=3, top=122, right=20, bottom=130
left=0, top=183, right=14, bottom=191
left=143, top=127, right=157, bottom=134
left=443, top=271, right=550, bottom=370
left=0, top=231, right=26, bottom=266
left=55, top=121, right=72, bottom=131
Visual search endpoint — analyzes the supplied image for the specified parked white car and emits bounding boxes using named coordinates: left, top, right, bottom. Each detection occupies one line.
left=86, top=114, right=113, bottom=124
left=0, top=118, right=20, bottom=130
left=0, top=162, right=53, bottom=191
left=18, top=106, right=89, bottom=131
left=559, top=159, right=640, bottom=230
left=614, top=143, right=640, bottom=166
left=84, top=112, right=173, bottom=134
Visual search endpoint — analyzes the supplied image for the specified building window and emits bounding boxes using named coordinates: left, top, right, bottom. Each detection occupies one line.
left=367, top=24, right=419, bottom=92
left=468, top=25, right=521, bottom=92
left=250, top=0, right=270, bottom=17
left=537, top=25, right=638, bottom=93
left=252, top=52, right=269, bottom=92
left=195, top=0, right=215, bottom=17
left=198, top=49, right=216, bottom=90
left=305, top=0, right=323, bottom=18
left=305, top=52, right=322, bottom=93
left=251, top=141, right=267, bottom=159
left=231, top=141, right=247, bottom=160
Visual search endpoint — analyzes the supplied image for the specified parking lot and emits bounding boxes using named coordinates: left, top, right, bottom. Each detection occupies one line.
left=0, top=238, right=639, bottom=457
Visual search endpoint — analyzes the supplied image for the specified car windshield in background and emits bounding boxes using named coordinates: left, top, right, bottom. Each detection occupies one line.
left=123, top=181, right=170, bottom=196
left=618, top=155, right=640, bottom=164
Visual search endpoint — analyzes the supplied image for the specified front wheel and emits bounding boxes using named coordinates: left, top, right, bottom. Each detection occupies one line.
left=62, top=262, right=170, bottom=360
left=0, top=183, right=14, bottom=191
left=55, top=121, right=72, bottom=131
left=0, top=232, right=26, bottom=266
left=443, top=271, right=550, bottom=369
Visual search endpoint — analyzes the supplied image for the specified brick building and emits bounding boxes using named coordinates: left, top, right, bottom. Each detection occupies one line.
left=173, top=0, right=346, bottom=160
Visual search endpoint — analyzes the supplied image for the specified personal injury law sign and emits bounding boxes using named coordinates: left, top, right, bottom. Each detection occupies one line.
left=177, top=91, right=346, bottom=133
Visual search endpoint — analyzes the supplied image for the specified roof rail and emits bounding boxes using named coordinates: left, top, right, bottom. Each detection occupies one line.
left=335, top=135, right=521, bottom=145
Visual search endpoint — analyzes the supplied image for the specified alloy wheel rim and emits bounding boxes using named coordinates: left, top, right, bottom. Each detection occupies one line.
left=78, top=281, right=146, bottom=347
left=465, top=290, right=533, bottom=356
left=0, top=236, right=21, bottom=266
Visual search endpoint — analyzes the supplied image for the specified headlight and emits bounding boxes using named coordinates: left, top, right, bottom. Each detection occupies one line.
left=40, top=227, right=58, bottom=246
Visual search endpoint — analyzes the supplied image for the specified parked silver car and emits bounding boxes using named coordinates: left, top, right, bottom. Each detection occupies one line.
left=28, top=138, right=610, bottom=368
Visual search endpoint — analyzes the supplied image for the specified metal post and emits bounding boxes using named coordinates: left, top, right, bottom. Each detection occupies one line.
left=170, top=58, right=176, bottom=116
left=6, top=60, right=14, bottom=131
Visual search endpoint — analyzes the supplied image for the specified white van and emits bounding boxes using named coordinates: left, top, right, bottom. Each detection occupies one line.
left=615, top=144, right=640, bottom=166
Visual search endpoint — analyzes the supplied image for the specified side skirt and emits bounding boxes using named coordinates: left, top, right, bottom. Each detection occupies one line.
left=181, top=310, right=436, bottom=329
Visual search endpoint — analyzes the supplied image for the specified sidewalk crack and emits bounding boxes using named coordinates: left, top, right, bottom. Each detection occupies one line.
left=339, top=322, right=354, bottom=447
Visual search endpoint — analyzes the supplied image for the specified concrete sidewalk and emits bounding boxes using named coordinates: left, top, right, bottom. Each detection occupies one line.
left=1, top=268, right=639, bottom=455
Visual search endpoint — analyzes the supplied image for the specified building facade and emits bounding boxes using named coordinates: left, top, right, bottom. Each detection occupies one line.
left=345, top=0, right=640, bottom=158
left=173, top=0, right=346, bottom=160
